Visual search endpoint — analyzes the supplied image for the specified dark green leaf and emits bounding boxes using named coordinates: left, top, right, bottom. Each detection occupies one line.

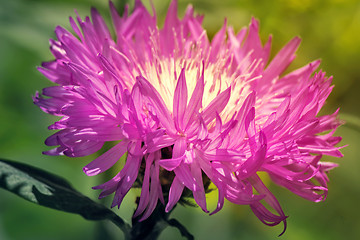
left=0, top=158, right=131, bottom=237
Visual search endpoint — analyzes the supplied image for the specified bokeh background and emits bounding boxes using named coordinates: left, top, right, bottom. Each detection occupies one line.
left=1, top=0, right=359, bottom=239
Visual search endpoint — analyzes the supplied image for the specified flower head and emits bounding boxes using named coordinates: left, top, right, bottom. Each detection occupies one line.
left=34, top=0, right=343, bottom=233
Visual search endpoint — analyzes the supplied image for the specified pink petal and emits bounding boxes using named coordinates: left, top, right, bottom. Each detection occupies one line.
left=263, top=37, right=301, bottom=82
left=202, top=87, right=231, bottom=125
left=91, top=7, right=112, bottom=41
left=249, top=174, right=287, bottom=236
left=136, top=76, right=176, bottom=134
left=83, top=141, right=128, bottom=176
left=191, top=160, right=208, bottom=213
left=165, top=177, right=184, bottom=212
left=173, top=68, right=188, bottom=131
left=184, top=67, right=204, bottom=129
left=133, top=153, right=153, bottom=218
left=159, top=138, right=186, bottom=171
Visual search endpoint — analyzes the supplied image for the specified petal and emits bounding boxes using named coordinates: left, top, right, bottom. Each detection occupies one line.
left=263, top=37, right=301, bottom=82
left=248, top=174, right=287, bottom=235
left=111, top=141, right=142, bottom=208
left=146, top=132, right=175, bottom=153
left=159, top=156, right=184, bottom=171
left=184, top=67, right=204, bottom=129
left=139, top=159, right=164, bottom=221
left=173, top=68, right=188, bottom=131
left=165, top=177, right=184, bottom=212
left=134, top=153, right=154, bottom=218
left=230, top=91, right=256, bottom=148
left=210, top=183, right=225, bottom=215
left=202, top=86, right=231, bottom=125
left=91, top=7, right=112, bottom=41
left=191, top=160, right=208, bottom=213
left=209, top=20, right=227, bottom=62
left=83, top=141, right=128, bottom=176
left=174, top=163, right=197, bottom=192
left=159, top=138, right=186, bottom=171
left=136, top=76, right=176, bottom=134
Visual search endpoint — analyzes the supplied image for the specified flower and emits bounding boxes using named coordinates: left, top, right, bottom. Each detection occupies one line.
left=34, top=0, right=343, bottom=233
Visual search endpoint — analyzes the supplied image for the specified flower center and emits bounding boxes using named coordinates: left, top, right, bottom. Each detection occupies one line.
left=137, top=57, right=254, bottom=124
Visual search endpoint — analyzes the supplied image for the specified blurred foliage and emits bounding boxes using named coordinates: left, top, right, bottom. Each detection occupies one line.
left=0, top=0, right=359, bottom=239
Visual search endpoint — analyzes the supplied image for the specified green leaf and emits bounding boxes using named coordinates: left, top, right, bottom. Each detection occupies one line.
left=0, top=158, right=195, bottom=239
left=0, top=158, right=131, bottom=238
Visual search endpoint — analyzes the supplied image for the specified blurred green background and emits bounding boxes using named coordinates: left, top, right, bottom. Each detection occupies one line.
left=0, top=0, right=359, bottom=239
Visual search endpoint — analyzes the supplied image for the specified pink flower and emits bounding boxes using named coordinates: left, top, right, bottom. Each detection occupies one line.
left=34, top=0, right=343, bottom=233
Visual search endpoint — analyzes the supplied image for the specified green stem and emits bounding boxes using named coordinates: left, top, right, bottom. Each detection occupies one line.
left=128, top=203, right=194, bottom=240
left=107, top=211, right=132, bottom=240
left=130, top=203, right=170, bottom=240
left=167, top=218, right=194, bottom=240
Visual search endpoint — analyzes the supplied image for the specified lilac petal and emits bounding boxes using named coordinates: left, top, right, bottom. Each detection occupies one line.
left=33, top=92, right=67, bottom=116
left=109, top=1, right=122, bottom=36
left=139, top=160, right=163, bottom=221
left=69, top=16, right=84, bottom=41
left=37, top=65, right=66, bottom=84
left=136, top=76, right=176, bottom=134
left=154, top=159, right=165, bottom=205
left=174, top=163, right=197, bottom=192
left=119, top=7, right=143, bottom=37
left=159, top=156, right=184, bottom=171
left=262, top=35, right=272, bottom=65
left=64, top=141, right=104, bottom=157
left=91, top=7, right=112, bottom=41
left=159, top=138, right=186, bottom=171
left=242, top=18, right=263, bottom=60
left=74, top=126, right=124, bottom=142
left=43, top=146, right=66, bottom=156
left=245, top=107, right=257, bottom=154
left=97, top=53, right=125, bottom=87
left=134, top=153, right=154, bottom=218
left=202, top=149, right=245, bottom=162
left=263, top=163, right=319, bottom=182
left=187, top=17, right=208, bottom=44
left=289, top=119, right=319, bottom=139
left=263, top=37, right=301, bottom=82
left=146, top=132, right=175, bottom=153
left=173, top=137, right=187, bottom=158
left=210, top=183, right=225, bottom=215
left=191, top=160, right=208, bottom=213
left=320, top=161, right=339, bottom=172
left=48, top=38, right=65, bottom=59
left=173, top=68, right=188, bottom=131
left=42, top=86, right=72, bottom=98
left=249, top=175, right=287, bottom=235
left=225, top=181, right=265, bottom=205
left=197, top=116, right=208, bottom=141
left=83, top=141, right=128, bottom=176
left=163, top=0, right=179, bottom=30
left=230, top=91, right=256, bottom=147
left=111, top=141, right=142, bottom=208
left=92, top=142, right=139, bottom=199
left=270, top=174, right=328, bottom=202
left=209, top=20, right=227, bottom=62
left=298, top=144, right=344, bottom=158
left=202, top=87, right=231, bottom=125
left=184, top=67, right=204, bottom=129
left=165, top=177, right=184, bottom=212
left=44, top=129, right=70, bottom=146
